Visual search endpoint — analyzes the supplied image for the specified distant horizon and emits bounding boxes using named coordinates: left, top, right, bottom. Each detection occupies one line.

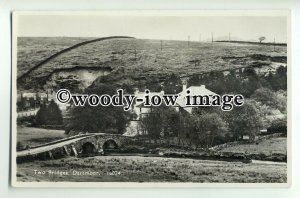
left=17, top=36, right=288, bottom=44
left=16, top=14, right=288, bottom=43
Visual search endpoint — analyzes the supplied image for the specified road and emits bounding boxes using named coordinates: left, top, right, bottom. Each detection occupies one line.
left=17, top=134, right=95, bottom=157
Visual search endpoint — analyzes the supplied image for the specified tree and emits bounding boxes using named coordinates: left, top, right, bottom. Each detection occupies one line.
left=54, top=75, right=81, bottom=93
left=268, top=116, right=287, bottom=133
left=252, top=88, right=287, bottom=113
left=239, top=68, right=262, bottom=97
left=277, top=65, right=287, bottom=77
left=47, top=100, right=63, bottom=125
left=192, top=106, right=219, bottom=116
left=222, top=101, right=262, bottom=141
left=223, top=70, right=243, bottom=94
left=35, top=100, right=63, bottom=126
left=142, top=76, right=163, bottom=92
left=68, top=84, right=132, bottom=134
left=274, top=90, right=287, bottom=114
left=187, top=75, right=201, bottom=87
left=251, top=88, right=279, bottom=108
left=163, top=73, right=182, bottom=94
left=188, top=110, right=228, bottom=148
left=35, top=104, right=47, bottom=125
left=139, top=105, right=230, bottom=148
left=162, top=108, right=181, bottom=138
left=139, top=106, right=181, bottom=141
left=259, top=36, right=266, bottom=43
left=272, top=66, right=287, bottom=91
left=140, top=112, right=163, bottom=141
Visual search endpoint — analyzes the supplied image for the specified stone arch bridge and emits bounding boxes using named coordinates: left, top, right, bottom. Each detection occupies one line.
left=17, top=133, right=132, bottom=163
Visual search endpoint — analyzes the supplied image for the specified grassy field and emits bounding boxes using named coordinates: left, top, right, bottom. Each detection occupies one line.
left=16, top=156, right=286, bottom=183
left=219, top=136, right=287, bottom=155
left=17, top=126, right=66, bottom=147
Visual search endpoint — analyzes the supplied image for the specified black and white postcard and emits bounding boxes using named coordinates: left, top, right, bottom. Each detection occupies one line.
left=11, top=10, right=291, bottom=187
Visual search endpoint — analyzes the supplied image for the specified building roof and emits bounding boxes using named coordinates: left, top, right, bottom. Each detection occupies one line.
left=180, top=85, right=216, bottom=96
left=133, top=85, right=216, bottom=114
left=176, top=85, right=217, bottom=113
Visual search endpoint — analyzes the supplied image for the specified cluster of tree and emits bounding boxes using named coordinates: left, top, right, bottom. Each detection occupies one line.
left=265, top=66, right=287, bottom=91
left=66, top=83, right=133, bottom=134
left=136, top=73, right=183, bottom=94
left=61, top=64, right=286, bottom=145
left=188, top=66, right=287, bottom=97
left=188, top=66, right=287, bottom=130
left=52, top=75, right=81, bottom=93
left=249, top=87, right=287, bottom=130
left=137, top=76, right=163, bottom=92
left=163, top=74, right=183, bottom=94
left=139, top=107, right=181, bottom=140
left=134, top=65, right=286, bottom=98
left=35, top=100, right=63, bottom=126
left=267, top=117, right=287, bottom=133
left=140, top=101, right=262, bottom=148
left=136, top=67, right=286, bottom=148
left=251, top=88, right=286, bottom=113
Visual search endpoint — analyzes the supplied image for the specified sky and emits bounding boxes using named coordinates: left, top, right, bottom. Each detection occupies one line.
left=16, top=14, right=288, bottom=43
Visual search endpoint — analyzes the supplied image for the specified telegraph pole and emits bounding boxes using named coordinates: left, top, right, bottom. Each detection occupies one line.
left=212, top=32, right=214, bottom=43
left=132, top=39, right=137, bottom=61
left=188, top=35, right=190, bottom=47
left=273, top=37, right=276, bottom=51
left=46, top=89, right=49, bottom=104
left=160, top=40, right=163, bottom=51
left=229, top=33, right=231, bottom=42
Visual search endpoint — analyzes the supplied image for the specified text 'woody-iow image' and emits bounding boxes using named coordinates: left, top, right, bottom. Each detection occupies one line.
left=11, top=11, right=290, bottom=187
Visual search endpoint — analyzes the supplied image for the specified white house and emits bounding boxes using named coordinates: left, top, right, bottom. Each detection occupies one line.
left=123, top=84, right=217, bottom=136
left=133, top=89, right=165, bottom=120
left=175, top=84, right=217, bottom=114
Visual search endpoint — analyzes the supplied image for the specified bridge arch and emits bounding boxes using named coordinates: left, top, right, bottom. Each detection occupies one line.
left=81, top=142, right=96, bottom=155
left=102, top=139, right=119, bottom=153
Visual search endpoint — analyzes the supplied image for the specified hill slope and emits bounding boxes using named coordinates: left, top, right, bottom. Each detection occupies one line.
left=17, top=37, right=287, bottom=91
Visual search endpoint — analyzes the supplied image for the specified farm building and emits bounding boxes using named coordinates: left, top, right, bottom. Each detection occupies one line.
left=17, top=92, right=49, bottom=111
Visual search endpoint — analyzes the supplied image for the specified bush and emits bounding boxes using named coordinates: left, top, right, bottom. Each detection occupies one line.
left=267, top=118, right=287, bottom=133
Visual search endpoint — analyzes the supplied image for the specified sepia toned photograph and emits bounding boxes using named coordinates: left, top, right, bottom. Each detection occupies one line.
left=11, top=11, right=290, bottom=187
